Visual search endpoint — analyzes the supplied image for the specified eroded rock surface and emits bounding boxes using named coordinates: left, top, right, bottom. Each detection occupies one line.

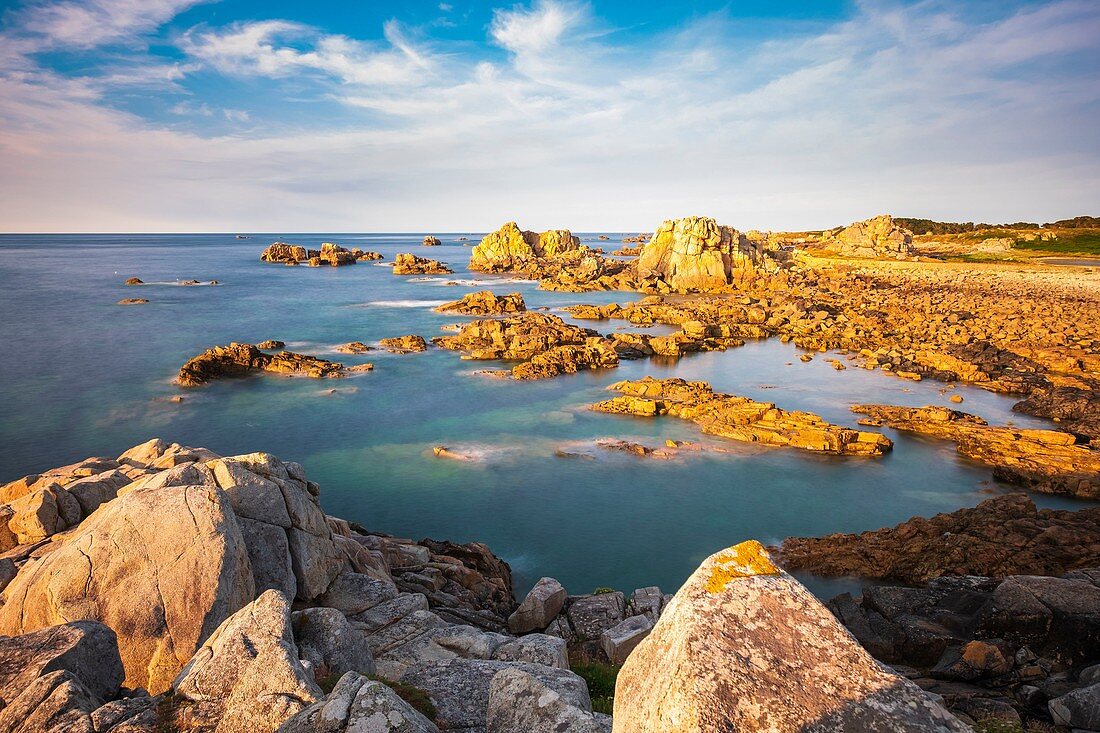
left=178, top=343, right=345, bottom=386
left=435, top=291, right=526, bottom=316
left=636, top=216, right=779, bottom=292
left=469, top=222, right=581, bottom=271
left=593, top=377, right=892, bottom=456
left=392, top=253, right=453, bottom=275
left=818, top=215, right=916, bottom=259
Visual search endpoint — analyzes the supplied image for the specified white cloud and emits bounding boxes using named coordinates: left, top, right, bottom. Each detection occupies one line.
left=15, top=0, right=207, bottom=48
left=180, top=18, right=434, bottom=87
left=0, top=0, right=1098, bottom=232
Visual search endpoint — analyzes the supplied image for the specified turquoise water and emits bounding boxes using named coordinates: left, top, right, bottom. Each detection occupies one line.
left=0, top=234, right=1088, bottom=599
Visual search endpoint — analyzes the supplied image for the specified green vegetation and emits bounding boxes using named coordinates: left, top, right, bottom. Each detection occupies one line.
left=971, top=719, right=1025, bottom=733
left=592, top=586, right=616, bottom=595
left=572, top=661, right=621, bottom=715
left=1014, top=231, right=1100, bottom=255
left=318, top=672, right=342, bottom=694
left=370, top=675, right=438, bottom=721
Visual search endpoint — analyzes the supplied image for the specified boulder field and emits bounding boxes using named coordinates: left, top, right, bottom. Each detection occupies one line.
left=1, top=440, right=993, bottom=733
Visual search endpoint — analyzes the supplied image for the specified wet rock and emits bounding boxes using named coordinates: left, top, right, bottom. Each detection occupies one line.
left=508, top=577, right=567, bottom=633
left=435, top=291, right=526, bottom=316
left=613, top=541, right=968, bottom=732
left=780, top=494, right=1100, bottom=583
left=177, top=343, right=345, bottom=386
left=117, top=297, right=148, bottom=305
left=594, top=377, right=892, bottom=456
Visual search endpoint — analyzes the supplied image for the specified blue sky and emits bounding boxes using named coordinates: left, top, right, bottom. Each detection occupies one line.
left=0, top=0, right=1097, bottom=232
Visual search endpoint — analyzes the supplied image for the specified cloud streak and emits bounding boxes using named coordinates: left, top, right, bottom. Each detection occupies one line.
left=0, top=0, right=1097, bottom=232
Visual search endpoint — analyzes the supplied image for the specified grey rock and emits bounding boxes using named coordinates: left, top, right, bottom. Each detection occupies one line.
left=0, top=669, right=100, bottom=733
left=400, top=659, right=590, bottom=732
left=90, top=696, right=159, bottom=732
left=507, top=577, right=567, bottom=633
left=599, top=614, right=654, bottom=664
left=0, top=621, right=124, bottom=705
left=350, top=594, right=430, bottom=631
left=628, top=586, right=665, bottom=621
left=210, top=458, right=293, bottom=527
left=278, top=672, right=439, bottom=733
left=315, top=572, right=398, bottom=615
left=493, top=634, right=569, bottom=669
left=238, top=516, right=297, bottom=598
left=1049, top=681, right=1100, bottom=729
left=293, top=607, right=375, bottom=680
left=288, top=527, right=347, bottom=602
left=567, top=592, right=626, bottom=641
left=486, top=666, right=602, bottom=733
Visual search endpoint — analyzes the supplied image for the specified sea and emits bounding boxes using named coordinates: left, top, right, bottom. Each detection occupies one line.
left=0, top=233, right=1087, bottom=599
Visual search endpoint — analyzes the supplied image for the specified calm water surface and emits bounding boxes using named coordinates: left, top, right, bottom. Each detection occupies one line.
left=0, top=234, right=1089, bottom=599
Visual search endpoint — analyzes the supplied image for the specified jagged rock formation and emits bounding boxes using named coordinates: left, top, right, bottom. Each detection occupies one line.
left=435, top=291, right=526, bottom=316
left=433, top=312, right=619, bottom=380
left=469, top=222, right=580, bottom=271
left=592, top=377, right=892, bottom=456
left=818, top=215, right=915, bottom=259
left=779, top=493, right=1100, bottom=583
left=260, top=242, right=376, bottom=266
left=636, top=216, right=778, bottom=292
left=380, top=335, right=428, bottom=353
left=177, top=343, right=345, bottom=386
left=423, top=236, right=441, bottom=247
left=851, top=404, right=1100, bottom=498
left=612, top=541, right=968, bottom=732
left=392, top=253, right=453, bottom=275
left=1014, top=385, right=1100, bottom=442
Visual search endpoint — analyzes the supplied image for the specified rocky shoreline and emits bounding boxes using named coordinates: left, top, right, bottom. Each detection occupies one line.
left=8, top=440, right=1098, bottom=732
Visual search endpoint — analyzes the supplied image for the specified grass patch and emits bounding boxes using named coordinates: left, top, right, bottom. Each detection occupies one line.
left=369, top=675, right=438, bottom=721
left=971, top=720, right=1025, bottom=733
left=592, top=587, right=616, bottom=595
left=573, top=661, right=621, bottom=715
left=1014, top=231, right=1100, bottom=255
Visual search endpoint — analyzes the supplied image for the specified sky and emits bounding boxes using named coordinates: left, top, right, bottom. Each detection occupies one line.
left=0, top=0, right=1097, bottom=233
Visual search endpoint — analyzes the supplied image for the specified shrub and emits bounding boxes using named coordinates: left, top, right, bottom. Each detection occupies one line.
left=369, top=675, right=438, bottom=721
left=572, top=661, right=621, bottom=715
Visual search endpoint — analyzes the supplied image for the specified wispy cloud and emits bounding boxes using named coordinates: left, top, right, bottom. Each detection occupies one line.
left=15, top=0, right=207, bottom=48
left=0, top=0, right=1097, bottom=232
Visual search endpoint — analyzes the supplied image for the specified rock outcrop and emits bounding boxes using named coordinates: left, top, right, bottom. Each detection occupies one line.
left=380, top=335, right=428, bottom=353
left=819, top=215, right=915, bottom=259
left=1014, top=385, right=1100, bottom=442
left=592, top=377, right=892, bottom=456
left=261, top=242, right=309, bottom=264
left=636, top=216, right=778, bottom=292
left=392, top=253, right=453, bottom=275
left=779, top=493, right=1100, bottom=583
left=434, top=312, right=619, bottom=380
left=824, top=568, right=1100, bottom=729
left=612, top=540, right=968, bottom=732
left=423, top=236, right=441, bottom=247
left=177, top=343, right=345, bottom=386
left=469, top=222, right=581, bottom=272
left=434, top=291, right=526, bottom=316
left=851, top=404, right=1100, bottom=497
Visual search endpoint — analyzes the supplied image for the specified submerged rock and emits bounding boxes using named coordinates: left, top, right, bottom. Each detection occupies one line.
left=117, top=297, right=148, bottom=305
left=435, top=291, right=526, bottom=316
left=613, top=540, right=969, bottom=732
left=177, top=343, right=345, bottom=386
left=593, top=377, right=892, bottom=456
left=851, top=403, right=1100, bottom=498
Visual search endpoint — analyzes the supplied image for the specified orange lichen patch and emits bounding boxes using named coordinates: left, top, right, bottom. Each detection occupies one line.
left=705, top=540, right=780, bottom=593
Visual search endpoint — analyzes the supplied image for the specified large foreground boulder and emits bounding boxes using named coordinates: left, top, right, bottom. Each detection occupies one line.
left=0, top=483, right=254, bottom=694
left=613, top=540, right=970, bottom=732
